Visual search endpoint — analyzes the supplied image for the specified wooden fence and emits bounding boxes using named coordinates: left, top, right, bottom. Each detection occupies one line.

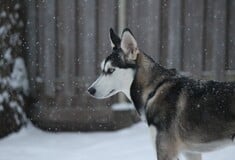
left=126, top=0, right=235, bottom=81
left=24, top=0, right=235, bottom=131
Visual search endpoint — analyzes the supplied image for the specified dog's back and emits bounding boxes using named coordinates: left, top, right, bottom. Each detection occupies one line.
left=179, top=79, right=235, bottom=141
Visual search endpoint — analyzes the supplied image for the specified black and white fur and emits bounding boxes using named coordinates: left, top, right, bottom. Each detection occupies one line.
left=88, top=28, right=235, bottom=160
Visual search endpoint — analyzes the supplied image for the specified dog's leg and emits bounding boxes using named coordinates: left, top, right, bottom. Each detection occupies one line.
left=183, top=152, right=202, bottom=160
left=156, top=132, right=179, bottom=160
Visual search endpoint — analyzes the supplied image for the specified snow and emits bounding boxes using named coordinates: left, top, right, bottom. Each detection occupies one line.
left=0, top=58, right=29, bottom=96
left=0, top=122, right=235, bottom=160
left=4, top=48, right=12, bottom=62
left=14, top=4, right=20, bottom=10
left=9, top=33, right=20, bottom=46
left=0, top=11, right=6, bottom=18
left=9, top=57, right=29, bottom=95
left=0, top=105, right=3, bottom=111
left=9, top=100, right=26, bottom=125
left=9, top=101, right=24, bottom=117
left=111, top=102, right=134, bottom=111
left=0, top=95, right=3, bottom=104
left=1, top=91, right=10, bottom=102
left=0, top=26, right=7, bottom=37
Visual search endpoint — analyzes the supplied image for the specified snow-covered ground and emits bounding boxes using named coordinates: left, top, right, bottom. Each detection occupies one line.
left=0, top=122, right=235, bottom=160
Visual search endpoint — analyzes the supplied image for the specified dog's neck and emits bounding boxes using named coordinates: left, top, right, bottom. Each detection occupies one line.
left=130, top=52, right=175, bottom=116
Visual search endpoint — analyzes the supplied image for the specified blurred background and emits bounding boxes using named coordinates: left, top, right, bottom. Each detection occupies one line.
left=1, top=0, right=235, bottom=138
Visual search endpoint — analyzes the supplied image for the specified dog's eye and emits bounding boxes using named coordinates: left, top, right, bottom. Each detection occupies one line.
left=107, top=68, right=115, bottom=74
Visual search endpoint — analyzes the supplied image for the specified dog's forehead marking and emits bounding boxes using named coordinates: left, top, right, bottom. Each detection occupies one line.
left=104, top=61, right=112, bottom=71
left=101, top=60, right=105, bottom=70
left=101, top=59, right=113, bottom=72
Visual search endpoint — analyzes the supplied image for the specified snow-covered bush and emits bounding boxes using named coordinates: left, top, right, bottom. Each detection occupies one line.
left=0, top=1, right=29, bottom=138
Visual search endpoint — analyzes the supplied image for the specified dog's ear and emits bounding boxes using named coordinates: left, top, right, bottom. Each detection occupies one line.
left=109, top=28, right=121, bottom=49
left=121, top=28, right=138, bottom=60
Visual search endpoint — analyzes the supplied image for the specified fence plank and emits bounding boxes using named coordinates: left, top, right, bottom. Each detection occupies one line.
left=183, top=0, right=204, bottom=77
left=228, top=0, right=235, bottom=70
left=37, top=0, right=45, bottom=83
left=126, top=0, right=150, bottom=53
left=167, top=0, right=182, bottom=70
left=25, top=0, right=37, bottom=96
left=126, top=0, right=138, bottom=34
left=145, top=0, right=161, bottom=62
left=77, top=0, right=96, bottom=83
left=77, top=0, right=97, bottom=108
left=212, top=0, right=227, bottom=81
left=43, top=0, right=56, bottom=97
left=96, top=0, right=117, bottom=72
left=126, top=0, right=161, bottom=61
left=203, top=0, right=213, bottom=71
left=57, top=0, right=76, bottom=96
left=159, top=0, right=169, bottom=66
left=55, top=1, right=63, bottom=81
left=118, top=0, right=126, bottom=35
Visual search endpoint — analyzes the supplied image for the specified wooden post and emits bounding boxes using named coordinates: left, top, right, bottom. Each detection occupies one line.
left=25, top=0, right=37, bottom=96
left=203, top=0, right=214, bottom=72
left=212, top=0, right=227, bottom=81
left=126, top=0, right=161, bottom=61
left=43, top=0, right=56, bottom=97
left=37, top=0, right=45, bottom=85
left=183, top=0, right=204, bottom=78
left=117, top=0, right=127, bottom=103
left=227, top=0, right=235, bottom=70
left=57, top=0, right=76, bottom=96
left=97, top=0, right=116, bottom=71
left=167, top=0, right=182, bottom=70
left=118, top=0, right=126, bottom=35
left=146, top=0, right=161, bottom=62
left=159, top=0, right=169, bottom=66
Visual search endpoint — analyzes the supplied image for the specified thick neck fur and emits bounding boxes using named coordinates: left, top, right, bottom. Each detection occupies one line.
left=130, top=51, right=175, bottom=115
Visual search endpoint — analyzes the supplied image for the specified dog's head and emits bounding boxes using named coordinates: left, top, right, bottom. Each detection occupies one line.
left=87, top=28, right=139, bottom=100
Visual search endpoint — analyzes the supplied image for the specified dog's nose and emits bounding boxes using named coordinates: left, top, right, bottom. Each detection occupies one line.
left=88, top=87, right=96, bottom=95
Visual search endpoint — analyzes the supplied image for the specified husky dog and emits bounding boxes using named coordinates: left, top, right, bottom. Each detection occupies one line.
left=88, top=28, right=235, bottom=160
